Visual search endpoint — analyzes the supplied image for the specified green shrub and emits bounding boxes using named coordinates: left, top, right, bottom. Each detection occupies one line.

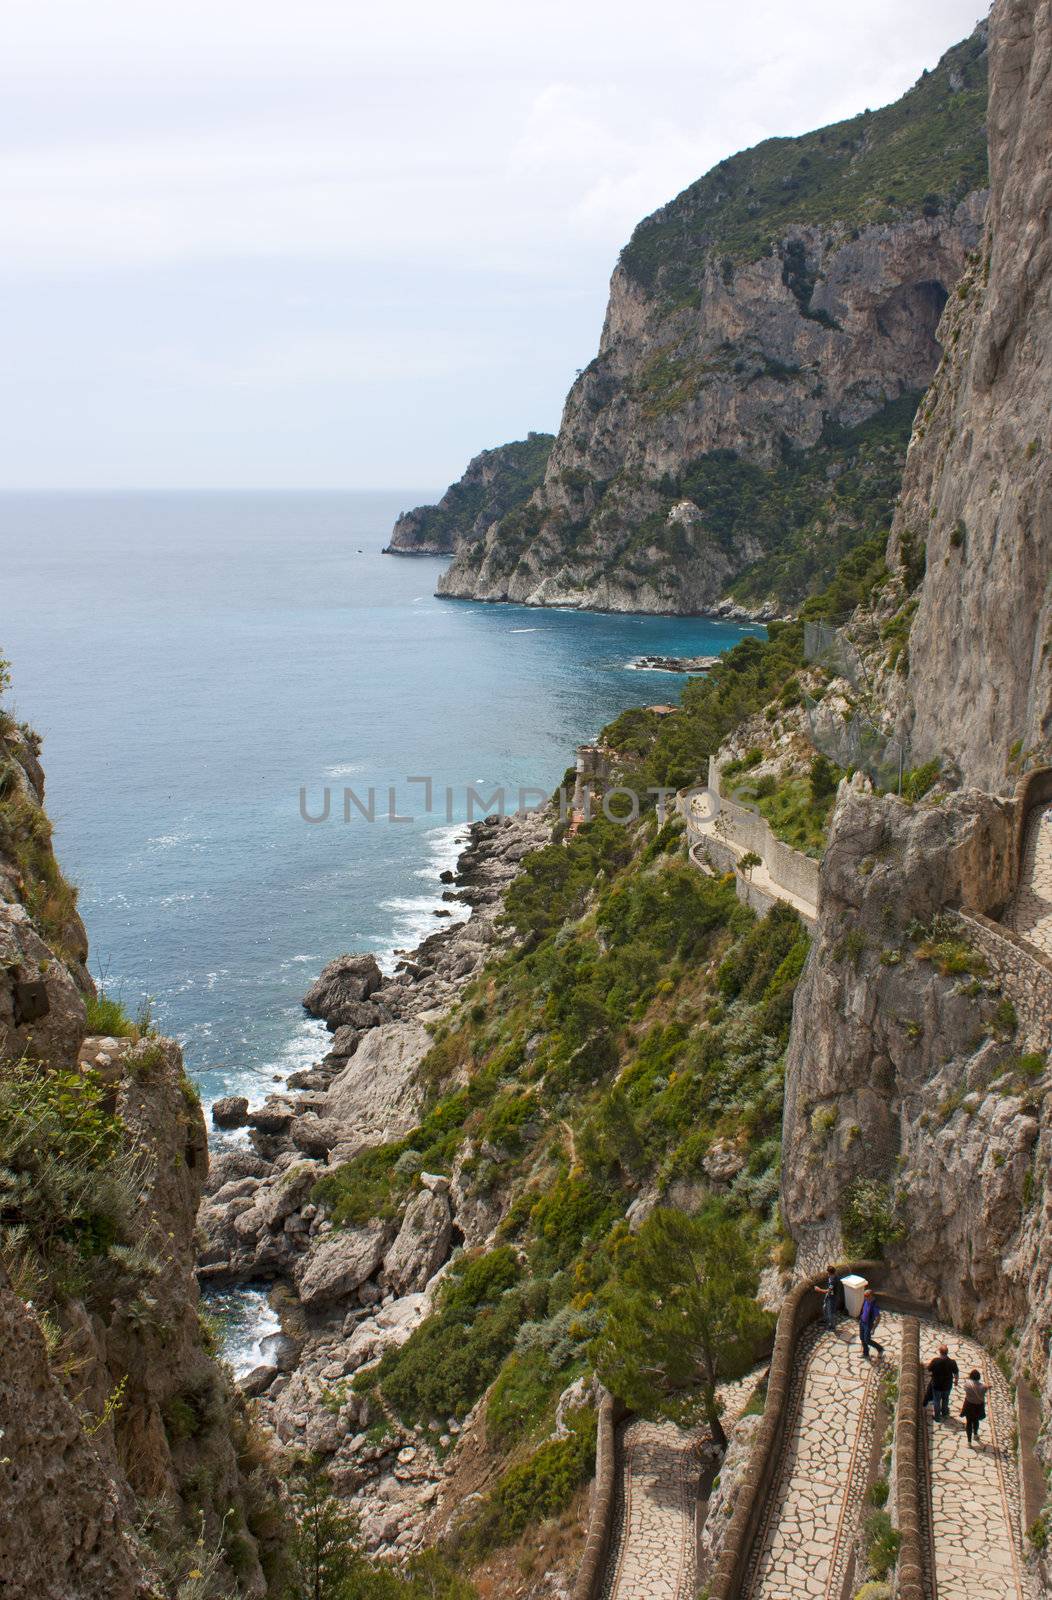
left=360, top=1248, right=525, bottom=1426
left=862, top=1509, right=901, bottom=1579
left=0, top=1057, right=149, bottom=1301
left=840, top=1178, right=906, bottom=1259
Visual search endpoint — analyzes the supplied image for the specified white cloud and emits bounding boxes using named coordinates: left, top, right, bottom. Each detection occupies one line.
left=0, top=0, right=988, bottom=485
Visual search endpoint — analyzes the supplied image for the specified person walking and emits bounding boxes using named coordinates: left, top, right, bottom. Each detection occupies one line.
left=815, top=1264, right=839, bottom=1331
left=927, top=1344, right=960, bottom=1421
left=961, top=1370, right=987, bottom=1445
left=859, top=1288, right=884, bottom=1360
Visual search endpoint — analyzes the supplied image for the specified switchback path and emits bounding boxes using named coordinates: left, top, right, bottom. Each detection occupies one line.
left=1010, top=802, right=1052, bottom=957
left=744, top=1316, right=901, bottom=1599
left=920, top=1330, right=1035, bottom=1600
left=601, top=1375, right=758, bottom=1600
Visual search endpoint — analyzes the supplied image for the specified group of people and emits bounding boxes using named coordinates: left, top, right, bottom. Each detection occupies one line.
left=925, top=1343, right=989, bottom=1444
left=816, top=1267, right=989, bottom=1443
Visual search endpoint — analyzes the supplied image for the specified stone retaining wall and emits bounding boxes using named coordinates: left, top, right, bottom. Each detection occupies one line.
left=954, top=909, right=1052, bottom=1052
left=572, top=1388, right=623, bottom=1600
left=894, top=1316, right=925, bottom=1600
left=707, top=1260, right=886, bottom=1600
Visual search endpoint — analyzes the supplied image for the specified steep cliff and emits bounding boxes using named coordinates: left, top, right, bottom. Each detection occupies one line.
left=779, top=0, right=1052, bottom=1475
left=0, top=663, right=281, bottom=1599
left=385, top=434, right=553, bottom=556
left=437, top=30, right=989, bottom=615
left=888, top=0, right=1052, bottom=791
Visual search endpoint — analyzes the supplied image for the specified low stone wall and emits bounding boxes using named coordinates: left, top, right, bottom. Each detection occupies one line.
left=894, top=1316, right=925, bottom=1600
left=572, top=1388, right=623, bottom=1600
left=954, top=909, right=1052, bottom=1052
left=707, top=1260, right=886, bottom=1600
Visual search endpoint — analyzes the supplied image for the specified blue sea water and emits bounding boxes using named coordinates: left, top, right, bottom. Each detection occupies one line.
left=0, top=492, right=763, bottom=1120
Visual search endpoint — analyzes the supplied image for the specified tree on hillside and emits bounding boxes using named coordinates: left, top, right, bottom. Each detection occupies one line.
left=738, top=850, right=762, bottom=881
left=590, top=1205, right=771, bottom=1449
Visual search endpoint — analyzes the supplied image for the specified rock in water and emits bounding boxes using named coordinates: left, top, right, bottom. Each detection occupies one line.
left=303, top=953, right=383, bottom=1026
left=211, top=1094, right=249, bottom=1129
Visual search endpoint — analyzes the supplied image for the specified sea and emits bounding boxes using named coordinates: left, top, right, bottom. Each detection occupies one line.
left=0, top=491, right=762, bottom=1367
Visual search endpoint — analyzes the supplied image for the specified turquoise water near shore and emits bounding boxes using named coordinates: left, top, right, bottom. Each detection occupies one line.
left=0, top=492, right=762, bottom=1119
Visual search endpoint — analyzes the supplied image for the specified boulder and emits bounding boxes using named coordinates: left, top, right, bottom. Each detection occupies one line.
left=248, top=1098, right=295, bottom=1135
left=323, top=1023, right=431, bottom=1146
left=295, top=1222, right=388, bottom=1308
left=382, top=1190, right=453, bottom=1294
left=239, top=1363, right=278, bottom=1398
left=211, top=1095, right=249, bottom=1129
left=303, top=954, right=383, bottom=1026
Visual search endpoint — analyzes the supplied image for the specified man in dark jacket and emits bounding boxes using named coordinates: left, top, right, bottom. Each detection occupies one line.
left=927, top=1345, right=959, bottom=1420
left=858, top=1289, right=884, bottom=1360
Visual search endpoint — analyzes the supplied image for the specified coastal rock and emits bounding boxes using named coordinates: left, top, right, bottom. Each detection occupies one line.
left=295, top=1222, right=389, bottom=1308
left=303, top=953, right=383, bottom=1026
left=211, top=1094, right=249, bottom=1129
left=239, top=1363, right=278, bottom=1398
left=382, top=1189, right=453, bottom=1294
left=323, top=1022, right=432, bottom=1148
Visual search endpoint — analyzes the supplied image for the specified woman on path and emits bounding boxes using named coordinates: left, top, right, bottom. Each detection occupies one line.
left=961, top=1370, right=987, bottom=1445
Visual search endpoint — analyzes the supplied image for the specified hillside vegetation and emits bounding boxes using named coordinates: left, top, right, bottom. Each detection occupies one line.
left=621, top=28, right=988, bottom=299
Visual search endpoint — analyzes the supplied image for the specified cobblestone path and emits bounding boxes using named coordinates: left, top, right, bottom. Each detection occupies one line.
left=745, top=1316, right=902, bottom=1599
left=920, top=1330, right=1036, bottom=1600
left=1011, top=802, right=1052, bottom=957
left=602, top=1376, right=758, bottom=1600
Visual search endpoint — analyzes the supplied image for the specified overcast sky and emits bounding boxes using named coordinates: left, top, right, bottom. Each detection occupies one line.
left=0, top=0, right=986, bottom=491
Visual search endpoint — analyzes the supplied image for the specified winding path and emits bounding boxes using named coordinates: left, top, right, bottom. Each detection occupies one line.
left=601, top=1376, right=757, bottom=1600
left=920, top=1331, right=1035, bottom=1600
left=1010, top=801, right=1052, bottom=958
left=745, top=1316, right=902, bottom=1599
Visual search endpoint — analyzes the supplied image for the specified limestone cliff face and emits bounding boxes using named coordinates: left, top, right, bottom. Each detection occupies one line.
left=780, top=778, right=1052, bottom=1437
left=438, top=32, right=988, bottom=615
left=888, top=0, right=1052, bottom=791
left=385, top=433, right=553, bottom=556
left=0, top=709, right=278, bottom=1597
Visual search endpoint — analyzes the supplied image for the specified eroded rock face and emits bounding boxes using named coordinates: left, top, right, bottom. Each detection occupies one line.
left=892, top=0, right=1052, bottom=788
left=0, top=902, right=87, bottom=1069
left=437, top=34, right=988, bottom=615
left=0, top=1286, right=144, bottom=1600
left=322, top=1022, right=433, bottom=1151
left=382, top=1188, right=453, bottom=1295
left=781, top=784, right=1050, bottom=1355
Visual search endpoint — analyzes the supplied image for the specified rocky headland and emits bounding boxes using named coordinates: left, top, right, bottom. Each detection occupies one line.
left=385, top=434, right=554, bottom=556
left=435, top=30, right=990, bottom=618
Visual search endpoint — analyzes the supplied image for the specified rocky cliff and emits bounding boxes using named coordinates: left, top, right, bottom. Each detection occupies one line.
left=0, top=677, right=281, bottom=1598
left=385, top=433, right=554, bottom=556
left=780, top=0, right=1052, bottom=1474
left=888, top=0, right=1052, bottom=791
left=437, top=30, right=989, bottom=616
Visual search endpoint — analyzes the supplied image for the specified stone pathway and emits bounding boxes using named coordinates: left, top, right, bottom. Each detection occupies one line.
left=920, top=1331, right=1036, bottom=1600
left=744, top=1316, right=901, bottom=1599
left=1011, top=803, right=1052, bottom=957
left=602, top=1375, right=759, bottom=1600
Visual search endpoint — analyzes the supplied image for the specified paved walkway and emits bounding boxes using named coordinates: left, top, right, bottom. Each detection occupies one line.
left=745, top=1317, right=901, bottom=1599
left=602, top=1376, right=758, bottom=1600
left=1010, top=803, right=1052, bottom=957
left=920, top=1331, right=1036, bottom=1600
